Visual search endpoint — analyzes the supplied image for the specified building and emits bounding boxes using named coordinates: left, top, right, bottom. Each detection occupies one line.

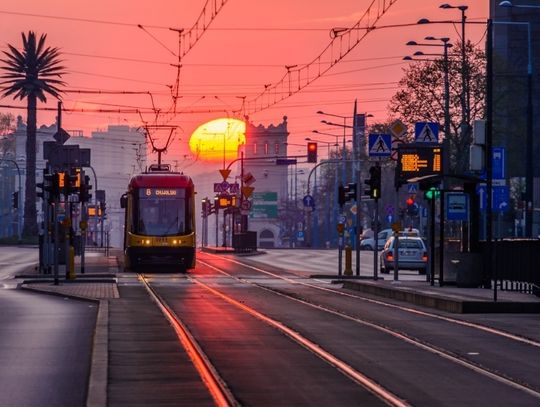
left=67, top=125, right=146, bottom=247
left=243, top=116, right=292, bottom=248
left=8, top=117, right=146, bottom=246
left=490, top=1, right=540, bottom=236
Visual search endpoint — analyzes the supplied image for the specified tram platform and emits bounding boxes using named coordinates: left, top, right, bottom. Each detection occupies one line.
left=17, top=248, right=540, bottom=313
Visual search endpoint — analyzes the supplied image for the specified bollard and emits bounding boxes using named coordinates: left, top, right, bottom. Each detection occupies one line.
left=68, top=246, right=76, bottom=280
left=344, top=245, right=353, bottom=276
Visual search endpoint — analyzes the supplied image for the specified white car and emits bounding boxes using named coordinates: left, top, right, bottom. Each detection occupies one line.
left=380, top=235, right=428, bottom=274
left=360, top=228, right=420, bottom=251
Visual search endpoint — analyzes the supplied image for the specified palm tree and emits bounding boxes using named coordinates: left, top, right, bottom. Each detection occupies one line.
left=0, top=32, right=66, bottom=237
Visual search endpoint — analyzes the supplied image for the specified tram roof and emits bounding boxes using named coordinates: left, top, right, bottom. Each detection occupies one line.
left=129, top=172, right=194, bottom=189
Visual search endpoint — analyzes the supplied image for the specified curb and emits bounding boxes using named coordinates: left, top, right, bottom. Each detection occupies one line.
left=87, top=300, right=108, bottom=407
left=20, top=285, right=109, bottom=406
left=341, top=280, right=540, bottom=314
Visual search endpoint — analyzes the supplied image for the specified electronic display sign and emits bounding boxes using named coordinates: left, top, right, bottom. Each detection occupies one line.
left=396, top=144, right=443, bottom=184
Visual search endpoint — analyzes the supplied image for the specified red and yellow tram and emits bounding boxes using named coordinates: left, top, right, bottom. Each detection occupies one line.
left=121, top=164, right=196, bottom=271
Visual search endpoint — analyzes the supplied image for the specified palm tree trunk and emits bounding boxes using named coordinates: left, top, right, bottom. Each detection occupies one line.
left=22, top=94, right=38, bottom=237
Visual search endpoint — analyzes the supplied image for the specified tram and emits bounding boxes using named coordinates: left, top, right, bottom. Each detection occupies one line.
left=121, top=164, right=196, bottom=271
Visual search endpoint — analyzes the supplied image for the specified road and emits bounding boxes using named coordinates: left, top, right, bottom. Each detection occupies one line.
left=111, top=250, right=540, bottom=406
left=0, top=246, right=97, bottom=407
left=3, top=246, right=540, bottom=405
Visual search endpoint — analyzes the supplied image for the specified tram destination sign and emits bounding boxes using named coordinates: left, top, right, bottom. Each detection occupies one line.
left=396, top=144, right=442, bottom=185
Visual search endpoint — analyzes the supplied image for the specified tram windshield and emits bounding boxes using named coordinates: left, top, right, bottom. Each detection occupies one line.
left=134, top=188, right=190, bottom=236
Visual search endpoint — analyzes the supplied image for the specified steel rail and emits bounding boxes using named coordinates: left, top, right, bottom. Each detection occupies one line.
left=186, top=266, right=410, bottom=407
left=198, top=255, right=540, bottom=399
left=138, top=274, right=238, bottom=407
left=205, top=252, right=540, bottom=349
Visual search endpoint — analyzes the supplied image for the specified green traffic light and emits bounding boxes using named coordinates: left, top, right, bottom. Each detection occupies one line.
left=424, top=187, right=440, bottom=200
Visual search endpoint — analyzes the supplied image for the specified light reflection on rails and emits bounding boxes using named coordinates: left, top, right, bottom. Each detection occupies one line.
left=138, top=274, right=238, bottom=407
left=206, top=253, right=540, bottom=349
left=199, top=255, right=540, bottom=399
left=140, top=272, right=410, bottom=407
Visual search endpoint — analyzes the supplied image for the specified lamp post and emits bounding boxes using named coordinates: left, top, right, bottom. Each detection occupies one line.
left=499, top=3, right=535, bottom=238
left=317, top=112, right=353, bottom=185
left=407, top=38, right=453, bottom=149
left=500, top=1, right=540, bottom=9
left=440, top=4, right=470, bottom=166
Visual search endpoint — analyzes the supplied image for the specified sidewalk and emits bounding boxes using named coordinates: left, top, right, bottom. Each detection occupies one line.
left=236, top=249, right=540, bottom=314
left=18, top=249, right=120, bottom=300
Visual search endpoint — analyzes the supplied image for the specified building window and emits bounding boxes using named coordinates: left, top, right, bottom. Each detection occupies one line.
left=253, top=143, right=257, bottom=154
left=275, top=143, right=280, bottom=154
left=264, top=142, right=269, bottom=155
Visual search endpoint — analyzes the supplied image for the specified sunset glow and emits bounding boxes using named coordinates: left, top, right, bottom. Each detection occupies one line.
left=188, top=118, right=246, bottom=163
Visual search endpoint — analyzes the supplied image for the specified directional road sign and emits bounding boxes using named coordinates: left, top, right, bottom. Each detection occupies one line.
left=302, top=194, right=315, bottom=208
left=415, top=122, right=439, bottom=143
left=368, top=133, right=392, bottom=158
left=477, top=185, right=509, bottom=212
left=492, top=147, right=505, bottom=180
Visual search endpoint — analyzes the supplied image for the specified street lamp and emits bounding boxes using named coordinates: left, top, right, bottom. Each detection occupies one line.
left=500, top=1, right=540, bottom=8
left=405, top=37, right=452, bottom=148
left=440, top=4, right=470, bottom=157
left=318, top=111, right=353, bottom=184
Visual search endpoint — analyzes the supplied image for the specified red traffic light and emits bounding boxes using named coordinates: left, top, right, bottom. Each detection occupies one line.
left=307, top=142, right=317, bottom=163
left=406, top=197, right=414, bottom=206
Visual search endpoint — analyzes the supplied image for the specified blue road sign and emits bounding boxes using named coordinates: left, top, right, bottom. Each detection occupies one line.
left=415, top=122, right=439, bottom=143
left=492, top=147, right=505, bottom=180
left=477, top=185, right=509, bottom=212
left=446, top=192, right=468, bottom=221
left=407, top=183, right=418, bottom=194
left=368, top=133, right=392, bottom=157
left=303, top=194, right=315, bottom=208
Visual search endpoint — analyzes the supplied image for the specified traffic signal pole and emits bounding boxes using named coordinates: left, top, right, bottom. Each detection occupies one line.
left=355, top=170, right=362, bottom=276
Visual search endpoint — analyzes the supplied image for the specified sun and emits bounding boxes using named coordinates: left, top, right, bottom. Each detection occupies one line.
left=189, top=118, right=246, bottom=163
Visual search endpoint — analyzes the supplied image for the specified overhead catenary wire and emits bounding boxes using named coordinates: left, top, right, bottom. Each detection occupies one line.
left=241, top=0, right=401, bottom=115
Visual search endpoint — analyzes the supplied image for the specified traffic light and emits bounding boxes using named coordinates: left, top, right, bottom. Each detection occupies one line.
left=42, top=172, right=61, bottom=201
left=80, top=175, right=92, bottom=203
left=338, top=184, right=346, bottom=207
left=12, top=191, right=18, bottom=209
left=100, top=201, right=107, bottom=216
left=307, top=142, right=318, bottom=163
left=63, top=171, right=79, bottom=196
left=364, top=165, right=381, bottom=200
left=406, top=197, right=418, bottom=216
left=338, top=183, right=357, bottom=208
left=424, top=187, right=440, bottom=200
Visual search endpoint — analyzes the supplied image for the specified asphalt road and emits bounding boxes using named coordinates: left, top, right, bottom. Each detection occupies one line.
left=0, top=246, right=97, bottom=407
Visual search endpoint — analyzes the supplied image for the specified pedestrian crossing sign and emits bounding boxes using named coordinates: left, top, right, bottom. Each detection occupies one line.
left=415, top=122, right=439, bottom=144
left=368, top=133, right=392, bottom=158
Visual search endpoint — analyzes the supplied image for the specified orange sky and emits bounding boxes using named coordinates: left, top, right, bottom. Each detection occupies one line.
left=0, top=0, right=488, bottom=169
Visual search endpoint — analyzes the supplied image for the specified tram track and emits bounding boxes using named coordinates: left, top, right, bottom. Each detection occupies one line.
left=139, top=271, right=410, bottom=407
left=196, top=254, right=540, bottom=399
left=205, top=252, right=540, bottom=349
left=138, top=274, right=238, bottom=407
left=131, top=252, right=540, bottom=405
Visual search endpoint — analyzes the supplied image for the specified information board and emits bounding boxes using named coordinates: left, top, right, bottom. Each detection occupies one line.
left=396, top=144, right=443, bottom=184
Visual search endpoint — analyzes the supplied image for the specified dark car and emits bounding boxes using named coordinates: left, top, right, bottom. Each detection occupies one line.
left=379, top=236, right=428, bottom=274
